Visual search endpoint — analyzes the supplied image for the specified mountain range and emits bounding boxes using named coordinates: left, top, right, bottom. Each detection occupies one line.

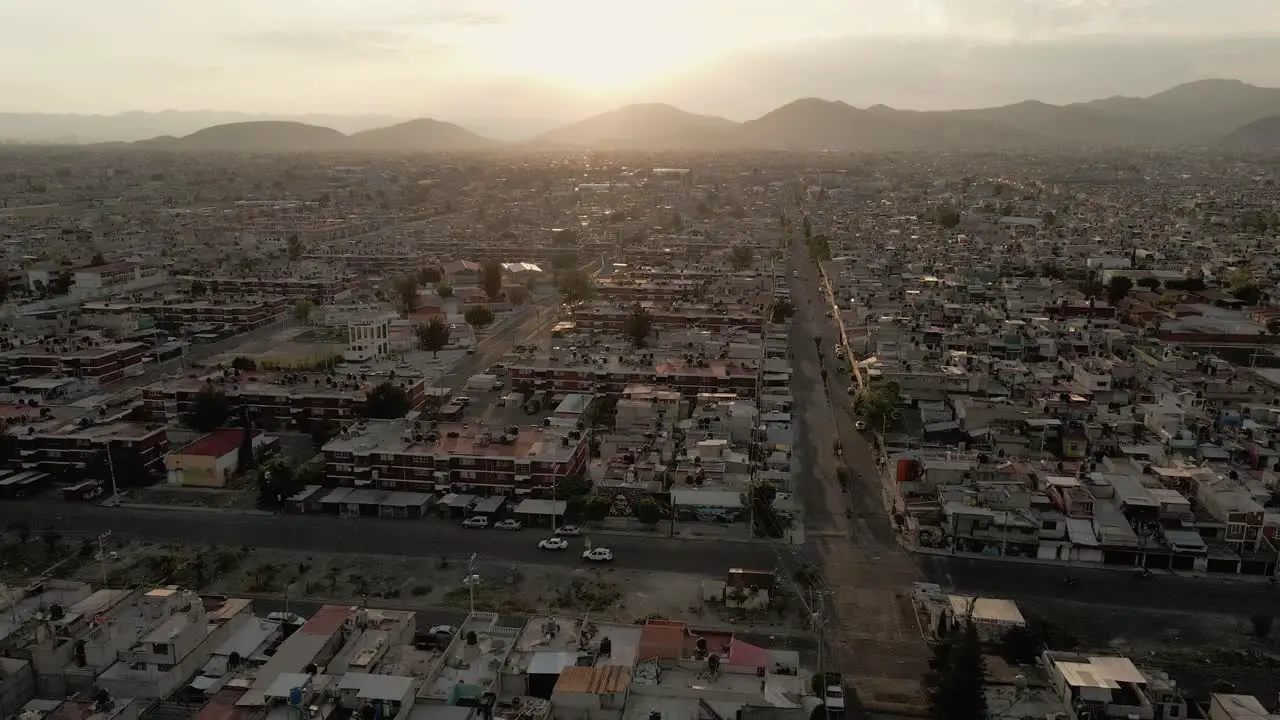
left=6, top=79, right=1280, bottom=153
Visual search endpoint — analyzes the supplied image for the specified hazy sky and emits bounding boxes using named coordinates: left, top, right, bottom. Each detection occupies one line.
left=5, top=0, right=1280, bottom=129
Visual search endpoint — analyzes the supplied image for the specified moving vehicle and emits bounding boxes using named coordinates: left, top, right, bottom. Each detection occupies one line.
left=538, top=537, right=569, bottom=551
left=462, top=516, right=489, bottom=529
left=824, top=685, right=846, bottom=711
left=495, top=519, right=522, bottom=531
left=554, top=525, right=583, bottom=536
left=854, top=420, right=868, bottom=431
left=582, top=547, right=613, bottom=562
left=455, top=396, right=472, bottom=406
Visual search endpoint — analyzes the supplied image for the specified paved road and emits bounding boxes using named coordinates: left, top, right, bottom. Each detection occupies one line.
left=0, top=501, right=764, bottom=576
left=788, top=248, right=930, bottom=693
left=920, top=553, right=1280, bottom=615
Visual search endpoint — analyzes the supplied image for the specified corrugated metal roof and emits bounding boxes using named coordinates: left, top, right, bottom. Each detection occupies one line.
left=553, top=665, right=632, bottom=695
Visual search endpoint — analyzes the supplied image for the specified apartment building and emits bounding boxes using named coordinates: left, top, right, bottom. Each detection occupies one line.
left=573, top=305, right=764, bottom=334
left=304, top=251, right=431, bottom=272
left=142, top=373, right=428, bottom=431
left=13, top=421, right=168, bottom=485
left=0, top=341, right=146, bottom=384
left=510, top=355, right=759, bottom=399
left=178, top=276, right=353, bottom=304
left=322, top=419, right=589, bottom=495
left=82, top=295, right=289, bottom=332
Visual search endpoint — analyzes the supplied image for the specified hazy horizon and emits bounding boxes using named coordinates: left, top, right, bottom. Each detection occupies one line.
left=5, top=0, right=1280, bottom=138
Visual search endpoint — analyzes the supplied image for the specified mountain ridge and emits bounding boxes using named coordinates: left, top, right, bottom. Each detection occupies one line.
left=8, top=79, right=1279, bottom=152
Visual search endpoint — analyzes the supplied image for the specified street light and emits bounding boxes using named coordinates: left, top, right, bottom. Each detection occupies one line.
left=466, top=553, right=478, bottom=614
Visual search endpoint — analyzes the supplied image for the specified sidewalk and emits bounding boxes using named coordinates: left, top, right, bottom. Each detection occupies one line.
left=115, top=502, right=273, bottom=516
left=590, top=518, right=806, bottom=546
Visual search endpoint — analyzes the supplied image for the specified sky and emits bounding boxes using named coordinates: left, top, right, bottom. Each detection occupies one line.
left=4, top=0, right=1280, bottom=135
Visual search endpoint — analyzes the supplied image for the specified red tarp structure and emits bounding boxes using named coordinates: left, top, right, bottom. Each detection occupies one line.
left=728, top=637, right=771, bottom=667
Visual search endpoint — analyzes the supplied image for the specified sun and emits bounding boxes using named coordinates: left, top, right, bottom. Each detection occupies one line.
left=473, top=2, right=710, bottom=94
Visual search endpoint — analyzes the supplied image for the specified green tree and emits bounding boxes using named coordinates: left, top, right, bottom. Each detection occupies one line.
left=729, top=246, right=754, bottom=270
left=392, top=274, right=421, bottom=316
left=436, top=281, right=454, bottom=298
left=854, top=381, right=899, bottom=429
left=771, top=300, right=795, bottom=323
left=190, top=279, right=208, bottom=296
left=257, top=456, right=301, bottom=509
left=634, top=499, right=661, bottom=526
left=481, top=261, right=504, bottom=300
left=558, top=270, right=594, bottom=304
left=286, top=234, right=305, bottom=261
left=465, top=305, right=496, bottom=329
left=362, top=381, right=411, bottom=419
left=802, top=215, right=812, bottom=239
left=622, top=304, right=654, bottom=348
left=1106, top=276, right=1134, bottom=305
left=310, top=419, right=340, bottom=448
left=929, top=620, right=987, bottom=720
left=556, top=475, right=593, bottom=499
left=746, top=481, right=783, bottom=537
left=292, top=299, right=314, bottom=323
left=585, top=496, right=610, bottom=522
left=1136, top=277, right=1161, bottom=291
left=231, top=356, right=257, bottom=371
left=237, top=409, right=255, bottom=472
left=415, top=319, right=451, bottom=356
left=668, top=212, right=684, bottom=232
left=418, top=266, right=442, bottom=284
left=507, top=285, right=529, bottom=305
left=187, top=385, right=232, bottom=432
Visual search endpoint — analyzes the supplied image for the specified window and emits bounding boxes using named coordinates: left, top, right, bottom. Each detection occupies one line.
left=152, top=642, right=169, bottom=655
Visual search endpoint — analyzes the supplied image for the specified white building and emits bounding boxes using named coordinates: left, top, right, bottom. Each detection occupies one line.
left=345, top=313, right=395, bottom=362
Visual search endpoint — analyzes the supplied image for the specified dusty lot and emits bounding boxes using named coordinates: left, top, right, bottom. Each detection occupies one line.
left=1017, top=598, right=1280, bottom=700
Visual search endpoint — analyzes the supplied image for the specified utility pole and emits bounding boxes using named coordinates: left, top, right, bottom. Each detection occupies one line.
left=105, top=441, right=120, bottom=507
left=96, top=531, right=112, bottom=587
left=467, top=553, right=477, bottom=615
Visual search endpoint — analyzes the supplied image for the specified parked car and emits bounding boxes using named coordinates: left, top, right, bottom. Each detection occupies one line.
left=538, top=537, right=569, bottom=551
left=824, top=685, right=846, bottom=711
left=582, top=548, right=613, bottom=562
left=455, top=396, right=473, bottom=406
left=462, top=516, right=489, bottom=529
left=495, top=519, right=522, bottom=531
left=554, top=525, right=583, bottom=536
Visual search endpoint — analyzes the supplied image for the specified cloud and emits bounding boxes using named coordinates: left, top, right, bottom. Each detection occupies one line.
left=230, top=28, right=433, bottom=60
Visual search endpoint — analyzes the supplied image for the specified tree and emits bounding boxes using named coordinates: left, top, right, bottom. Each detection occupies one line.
left=257, top=456, right=301, bottom=509
left=392, top=274, right=421, bottom=316
left=415, top=319, right=451, bottom=357
left=1106, top=276, right=1134, bottom=305
left=418, top=266, right=442, bottom=284
left=558, top=270, right=594, bottom=304
left=802, top=215, right=812, bottom=239
left=929, top=620, right=987, bottom=720
left=481, top=261, right=504, bottom=300
left=465, top=305, right=496, bottom=329
left=771, top=300, right=795, bottom=323
left=585, top=496, right=610, bottom=522
left=436, top=281, right=454, bottom=298
left=231, top=356, right=257, bottom=371
left=310, top=419, right=340, bottom=448
left=1251, top=613, right=1273, bottom=639
left=729, top=246, right=754, bottom=271
left=362, top=381, right=411, bottom=419
left=1136, top=277, right=1161, bottom=291
left=286, top=234, right=305, bottom=261
left=924, top=206, right=962, bottom=228
left=292, top=299, right=314, bottom=323
left=634, top=499, right=661, bottom=526
left=668, top=212, right=684, bottom=232
left=556, top=475, right=593, bottom=500
left=89, top=252, right=106, bottom=266
left=237, top=409, right=255, bottom=472
left=746, top=481, right=783, bottom=537
left=190, top=279, right=208, bottom=296
left=622, top=304, right=654, bottom=348
left=855, top=382, right=899, bottom=429
left=507, top=285, right=529, bottom=305
left=187, top=385, right=232, bottom=432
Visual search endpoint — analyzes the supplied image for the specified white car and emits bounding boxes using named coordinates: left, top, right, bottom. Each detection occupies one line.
left=824, top=685, right=846, bottom=710
left=462, top=516, right=489, bottom=529
left=854, top=420, right=868, bottom=431
left=495, top=519, right=522, bottom=531
left=554, top=525, right=583, bottom=536
left=582, top=548, right=613, bottom=562
left=538, top=537, right=569, bottom=551
left=455, top=396, right=472, bottom=406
